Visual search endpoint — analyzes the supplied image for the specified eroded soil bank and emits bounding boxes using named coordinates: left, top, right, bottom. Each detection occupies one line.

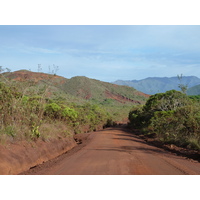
left=0, top=136, right=76, bottom=175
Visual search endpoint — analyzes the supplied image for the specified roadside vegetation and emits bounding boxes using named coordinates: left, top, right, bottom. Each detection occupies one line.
left=2, top=66, right=200, bottom=152
left=1, top=67, right=144, bottom=144
left=0, top=80, right=116, bottom=144
left=128, top=90, right=200, bottom=150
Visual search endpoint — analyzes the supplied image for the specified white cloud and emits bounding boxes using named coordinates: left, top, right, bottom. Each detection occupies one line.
left=17, top=45, right=61, bottom=55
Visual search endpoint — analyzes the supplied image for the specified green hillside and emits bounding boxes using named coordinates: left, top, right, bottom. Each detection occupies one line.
left=187, top=84, right=200, bottom=95
left=2, top=70, right=148, bottom=105
left=61, top=76, right=148, bottom=104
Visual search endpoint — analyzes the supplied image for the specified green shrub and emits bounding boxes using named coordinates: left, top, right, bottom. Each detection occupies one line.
left=128, top=106, right=148, bottom=128
left=144, top=90, right=190, bottom=113
left=149, top=106, right=200, bottom=148
left=189, top=95, right=200, bottom=102
left=0, top=80, right=117, bottom=143
left=31, top=124, right=40, bottom=139
left=4, top=125, right=16, bottom=138
left=149, top=110, right=180, bottom=142
left=129, top=90, right=200, bottom=150
left=44, top=103, right=61, bottom=118
left=22, top=95, right=29, bottom=104
left=187, top=136, right=200, bottom=150
left=61, top=106, right=78, bottom=122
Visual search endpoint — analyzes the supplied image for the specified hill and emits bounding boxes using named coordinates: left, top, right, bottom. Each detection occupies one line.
left=113, top=76, right=200, bottom=95
left=2, top=70, right=148, bottom=105
left=0, top=70, right=150, bottom=149
left=1, top=70, right=150, bottom=123
left=187, top=84, right=200, bottom=95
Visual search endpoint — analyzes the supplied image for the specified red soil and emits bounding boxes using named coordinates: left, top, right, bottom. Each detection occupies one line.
left=105, top=90, right=142, bottom=104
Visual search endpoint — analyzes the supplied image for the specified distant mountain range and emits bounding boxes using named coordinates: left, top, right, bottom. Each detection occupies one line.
left=113, top=76, right=200, bottom=95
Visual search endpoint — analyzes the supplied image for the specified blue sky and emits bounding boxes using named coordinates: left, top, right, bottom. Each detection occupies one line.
left=1, top=25, right=200, bottom=82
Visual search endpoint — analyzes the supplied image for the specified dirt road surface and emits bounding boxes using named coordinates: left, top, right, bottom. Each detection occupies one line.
left=21, top=127, right=200, bottom=175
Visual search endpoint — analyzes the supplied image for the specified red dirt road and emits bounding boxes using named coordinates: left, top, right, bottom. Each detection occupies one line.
left=22, top=127, right=200, bottom=175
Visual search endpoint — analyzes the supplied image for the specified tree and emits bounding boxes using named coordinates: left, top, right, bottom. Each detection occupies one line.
left=144, top=90, right=190, bottom=113
left=177, top=74, right=188, bottom=94
left=52, top=64, right=59, bottom=75
left=38, top=64, right=42, bottom=72
left=47, top=64, right=59, bottom=75
left=0, top=66, right=11, bottom=74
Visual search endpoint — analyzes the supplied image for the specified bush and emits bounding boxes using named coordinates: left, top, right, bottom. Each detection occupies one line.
left=61, top=106, right=78, bottom=122
left=74, top=103, right=111, bottom=132
left=0, top=82, right=22, bottom=126
left=149, top=110, right=180, bottom=142
left=0, top=81, right=116, bottom=143
left=44, top=103, right=61, bottom=118
left=128, top=106, right=147, bottom=128
left=149, top=106, right=200, bottom=148
left=128, top=90, right=200, bottom=150
left=144, top=90, right=190, bottom=113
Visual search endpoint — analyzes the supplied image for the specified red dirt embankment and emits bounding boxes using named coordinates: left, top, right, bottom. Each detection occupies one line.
left=0, top=136, right=76, bottom=175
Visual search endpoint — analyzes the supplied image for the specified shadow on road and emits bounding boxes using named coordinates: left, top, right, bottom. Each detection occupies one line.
left=111, top=127, right=200, bottom=162
left=89, top=145, right=166, bottom=155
